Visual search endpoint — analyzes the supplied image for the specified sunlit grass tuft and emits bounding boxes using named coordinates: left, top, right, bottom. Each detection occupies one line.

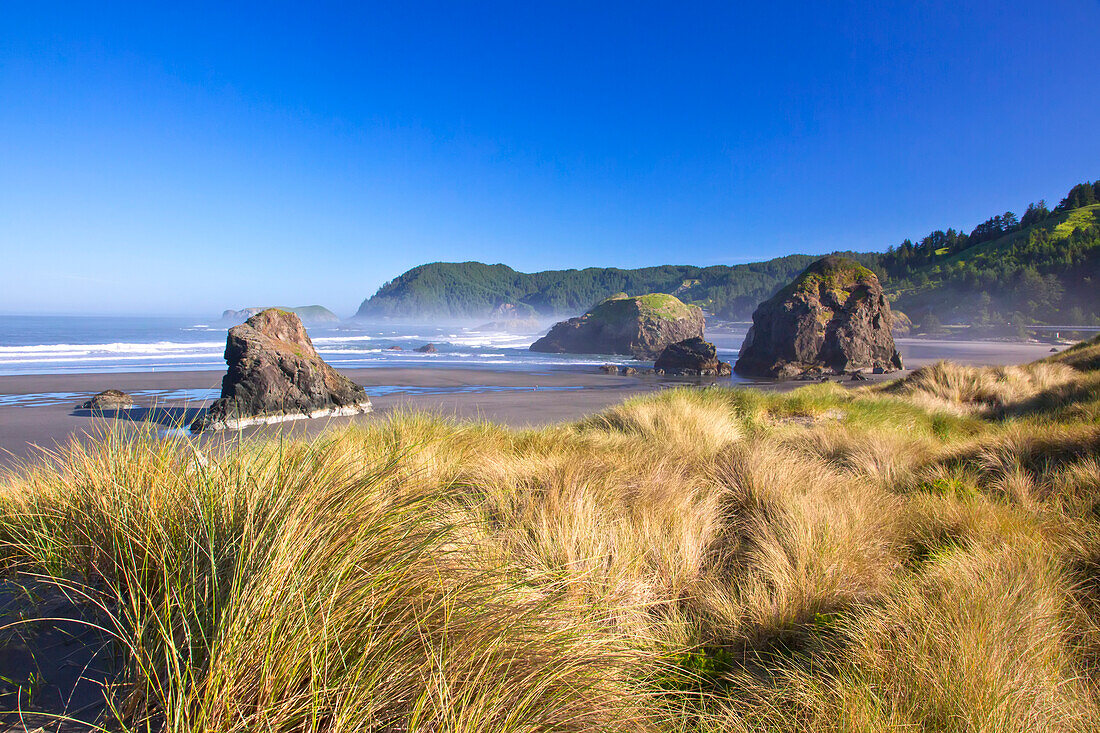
left=872, top=359, right=1080, bottom=415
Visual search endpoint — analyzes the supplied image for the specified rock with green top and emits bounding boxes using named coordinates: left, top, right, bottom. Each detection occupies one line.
left=734, top=256, right=903, bottom=378
left=530, top=293, right=705, bottom=359
left=193, top=309, right=371, bottom=431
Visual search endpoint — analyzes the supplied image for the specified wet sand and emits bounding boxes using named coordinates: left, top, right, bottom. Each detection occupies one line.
left=0, top=367, right=677, bottom=467
left=0, top=339, right=1061, bottom=468
left=893, top=337, right=1059, bottom=367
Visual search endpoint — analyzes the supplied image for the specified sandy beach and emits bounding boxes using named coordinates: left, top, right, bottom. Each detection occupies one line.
left=0, top=367, right=667, bottom=467
left=0, top=338, right=1061, bottom=467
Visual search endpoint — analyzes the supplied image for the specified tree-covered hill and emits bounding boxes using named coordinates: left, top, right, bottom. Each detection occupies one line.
left=880, top=180, right=1100, bottom=332
left=355, top=254, right=880, bottom=321
left=356, top=180, right=1100, bottom=329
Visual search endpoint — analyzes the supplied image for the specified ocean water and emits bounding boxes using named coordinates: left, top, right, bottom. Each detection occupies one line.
left=0, top=315, right=745, bottom=376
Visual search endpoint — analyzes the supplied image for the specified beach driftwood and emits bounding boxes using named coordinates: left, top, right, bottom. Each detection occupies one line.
left=192, top=309, right=371, bottom=431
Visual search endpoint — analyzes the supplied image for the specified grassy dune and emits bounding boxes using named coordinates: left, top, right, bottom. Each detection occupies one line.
left=3, top=339, right=1100, bottom=731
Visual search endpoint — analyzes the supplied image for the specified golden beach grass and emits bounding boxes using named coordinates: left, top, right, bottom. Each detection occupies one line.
left=2, top=338, right=1100, bottom=731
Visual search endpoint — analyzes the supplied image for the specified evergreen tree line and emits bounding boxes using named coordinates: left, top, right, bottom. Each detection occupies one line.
left=879, top=180, right=1099, bottom=275
left=357, top=253, right=881, bottom=321
left=880, top=179, right=1099, bottom=331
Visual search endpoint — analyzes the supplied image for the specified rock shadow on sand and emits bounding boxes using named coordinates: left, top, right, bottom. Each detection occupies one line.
left=71, top=406, right=206, bottom=430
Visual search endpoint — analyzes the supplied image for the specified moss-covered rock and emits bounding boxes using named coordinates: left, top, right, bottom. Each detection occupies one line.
left=530, top=293, right=704, bottom=359
left=734, top=256, right=903, bottom=378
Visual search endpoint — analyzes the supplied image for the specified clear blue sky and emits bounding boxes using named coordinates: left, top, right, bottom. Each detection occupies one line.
left=2, top=1, right=1098, bottom=316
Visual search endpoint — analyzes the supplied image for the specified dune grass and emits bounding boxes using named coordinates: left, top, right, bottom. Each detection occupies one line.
left=2, top=340, right=1100, bottom=731
left=871, top=359, right=1080, bottom=415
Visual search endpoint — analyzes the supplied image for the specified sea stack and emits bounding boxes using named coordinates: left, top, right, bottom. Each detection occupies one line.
left=192, top=308, right=371, bottom=431
left=530, top=293, right=704, bottom=359
left=734, top=256, right=903, bottom=378
left=655, top=337, right=732, bottom=376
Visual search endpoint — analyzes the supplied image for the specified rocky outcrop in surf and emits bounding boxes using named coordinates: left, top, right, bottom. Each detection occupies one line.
left=654, top=337, right=732, bottom=376
left=192, top=309, right=371, bottom=431
left=734, top=256, right=903, bottom=379
left=530, top=293, right=705, bottom=359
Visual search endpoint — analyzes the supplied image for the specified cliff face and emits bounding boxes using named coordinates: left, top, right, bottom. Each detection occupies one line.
left=530, top=293, right=705, bottom=359
left=734, top=256, right=903, bottom=378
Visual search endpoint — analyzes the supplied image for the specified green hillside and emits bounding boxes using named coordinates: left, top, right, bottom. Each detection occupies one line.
left=355, top=253, right=880, bottom=321
left=881, top=187, right=1100, bottom=333
left=356, top=180, right=1100, bottom=329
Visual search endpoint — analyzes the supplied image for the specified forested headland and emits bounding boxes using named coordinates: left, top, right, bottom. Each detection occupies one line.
left=356, top=180, right=1100, bottom=334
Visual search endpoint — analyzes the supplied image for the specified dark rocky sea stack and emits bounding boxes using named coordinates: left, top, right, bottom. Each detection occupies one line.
left=78, top=389, right=134, bottom=411
left=734, top=256, right=903, bottom=378
left=192, top=309, right=371, bottom=431
left=655, top=337, right=732, bottom=376
left=415, top=343, right=437, bottom=353
left=530, top=293, right=704, bottom=359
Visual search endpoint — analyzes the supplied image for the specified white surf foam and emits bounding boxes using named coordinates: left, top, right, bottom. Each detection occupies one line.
left=0, top=340, right=224, bottom=357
